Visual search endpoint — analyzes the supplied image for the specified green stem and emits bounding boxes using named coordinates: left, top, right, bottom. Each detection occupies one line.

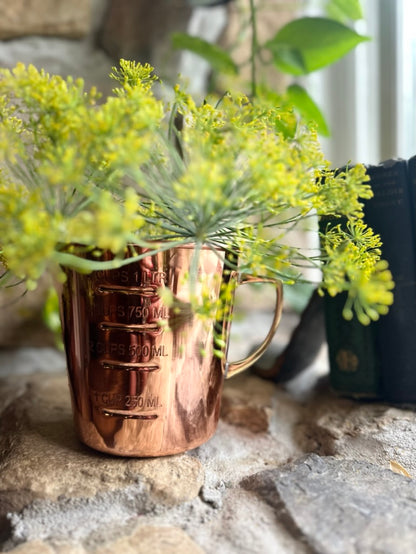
left=53, top=240, right=191, bottom=272
left=249, top=0, right=258, bottom=98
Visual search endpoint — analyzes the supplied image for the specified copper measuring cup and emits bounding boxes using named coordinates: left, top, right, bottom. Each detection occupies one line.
left=61, top=245, right=282, bottom=457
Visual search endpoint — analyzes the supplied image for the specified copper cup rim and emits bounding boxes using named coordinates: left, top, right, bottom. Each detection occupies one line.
left=125, top=241, right=224, bottom=252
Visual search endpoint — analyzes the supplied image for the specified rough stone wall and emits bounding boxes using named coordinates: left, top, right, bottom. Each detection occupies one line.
left=98, top=0, right=192, bottom=79
left=0, top=0, right=92, bottom=40
left=0, top=0, right=193, bottom=98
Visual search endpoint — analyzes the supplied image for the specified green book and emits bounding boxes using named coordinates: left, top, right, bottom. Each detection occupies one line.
left=324, top=291, right=382, bottom=398
left=324, top=157, right=416, bottom=402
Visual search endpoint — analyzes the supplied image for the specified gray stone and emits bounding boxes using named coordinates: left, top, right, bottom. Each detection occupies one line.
left=192, top=415, right=295, bottom=488
left=295, top=384, right=416, bottom=476
left=187, top=488, right=309, bottom=554
left=0, top=371, right=204, bottom=499
left=0, top=37, right=115, bottom=100
left=92, top=525, right=204, bottom=554
left=4, top=340, right=416, bottom=553
left=98, top=0, right=191, bottom=81
left=0, top=347, right=66, bottom=379
left=220, top=374, right=275, bottom=433
left=0, top=0, right=92, bottom=40
left=0, top=359, right=301, bottom=552
left=6, top=484, right=153, bottom=546
left=243, top=453, right=416, bottom=554
left=7, top=541, right=55, bottom=554
left=123, top=485, right=308, bottom=554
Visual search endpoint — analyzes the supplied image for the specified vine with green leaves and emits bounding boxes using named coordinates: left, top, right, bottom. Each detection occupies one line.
left=172, top=0, right=367, bottom=136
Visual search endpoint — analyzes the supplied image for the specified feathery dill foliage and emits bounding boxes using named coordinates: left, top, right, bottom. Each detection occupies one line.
left=0, top=60, right=393, bottom=324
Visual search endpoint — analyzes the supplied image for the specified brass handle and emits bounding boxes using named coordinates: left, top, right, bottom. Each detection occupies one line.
left=222, top=274, right=283, bottom=379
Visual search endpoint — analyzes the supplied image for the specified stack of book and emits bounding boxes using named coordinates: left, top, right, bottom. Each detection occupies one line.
left=324, top=156, right=416, bottom=402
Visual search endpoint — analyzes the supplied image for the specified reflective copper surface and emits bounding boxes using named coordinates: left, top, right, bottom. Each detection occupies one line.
left=61, top=245, right=282, bottom=457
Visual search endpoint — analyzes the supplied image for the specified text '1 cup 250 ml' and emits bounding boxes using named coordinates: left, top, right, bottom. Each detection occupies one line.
left=60, top=245, right=282, bottom=457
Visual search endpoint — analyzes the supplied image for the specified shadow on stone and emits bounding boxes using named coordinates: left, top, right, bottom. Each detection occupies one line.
left=0, top=490, right=38, bottom=548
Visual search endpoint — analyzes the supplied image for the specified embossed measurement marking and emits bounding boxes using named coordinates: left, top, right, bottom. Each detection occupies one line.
left=98, top=321, right=161, bottom=333
left=99, top=408, right=158, bottom=420
left=100, top=360, right=160, bottom=372
left=94, top=305, right=169, bottom=321
left=96, top=284, right=157, bottom=296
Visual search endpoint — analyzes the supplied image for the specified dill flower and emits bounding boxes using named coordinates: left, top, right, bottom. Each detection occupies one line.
left=0, top=59, right=394, bottom=322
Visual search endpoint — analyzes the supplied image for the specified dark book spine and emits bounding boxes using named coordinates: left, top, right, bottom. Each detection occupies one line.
left=365, top=158, right=416, bottom=403
left=325, top=292, right=382, bottom=398
left=409, top=155, right=416, bottom=211
left=320, top=207, right=382, bottom=398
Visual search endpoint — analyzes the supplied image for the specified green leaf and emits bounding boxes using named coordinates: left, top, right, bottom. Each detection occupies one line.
left=272, top=45, right=306, bottom=74
left=287, top=84, right=330, bottom=136
left=172, top=33, right=238, bottom=76
left=265, top=17, right=369, bottom=76
left=42, top=286, right=63, bottom=349
left=326, top=0, right=364, bottom=22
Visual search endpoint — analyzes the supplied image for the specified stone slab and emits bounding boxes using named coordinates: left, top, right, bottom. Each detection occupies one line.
left=295, top=383, right=416, bottom=476
left=91, top=525, right=204, bottom=554
left=220, top=374, right=276, bottom=433
left=0, top=372, right=204, bottom=501
left=0, top=355, right=300, bottom=552
left=2, top=347, right=416, bottom=553
left=0, top=0, right=92, bottom=40
left=243, top=453, right=416, bottom=554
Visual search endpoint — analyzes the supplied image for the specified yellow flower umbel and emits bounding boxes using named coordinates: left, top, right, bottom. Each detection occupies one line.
left=0, top=59, right=394, bottom=322
left=0, top=60, right=163, bottom=282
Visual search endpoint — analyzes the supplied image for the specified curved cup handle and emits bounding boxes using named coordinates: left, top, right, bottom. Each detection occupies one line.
left=222, top=274, right=283, bottom=379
